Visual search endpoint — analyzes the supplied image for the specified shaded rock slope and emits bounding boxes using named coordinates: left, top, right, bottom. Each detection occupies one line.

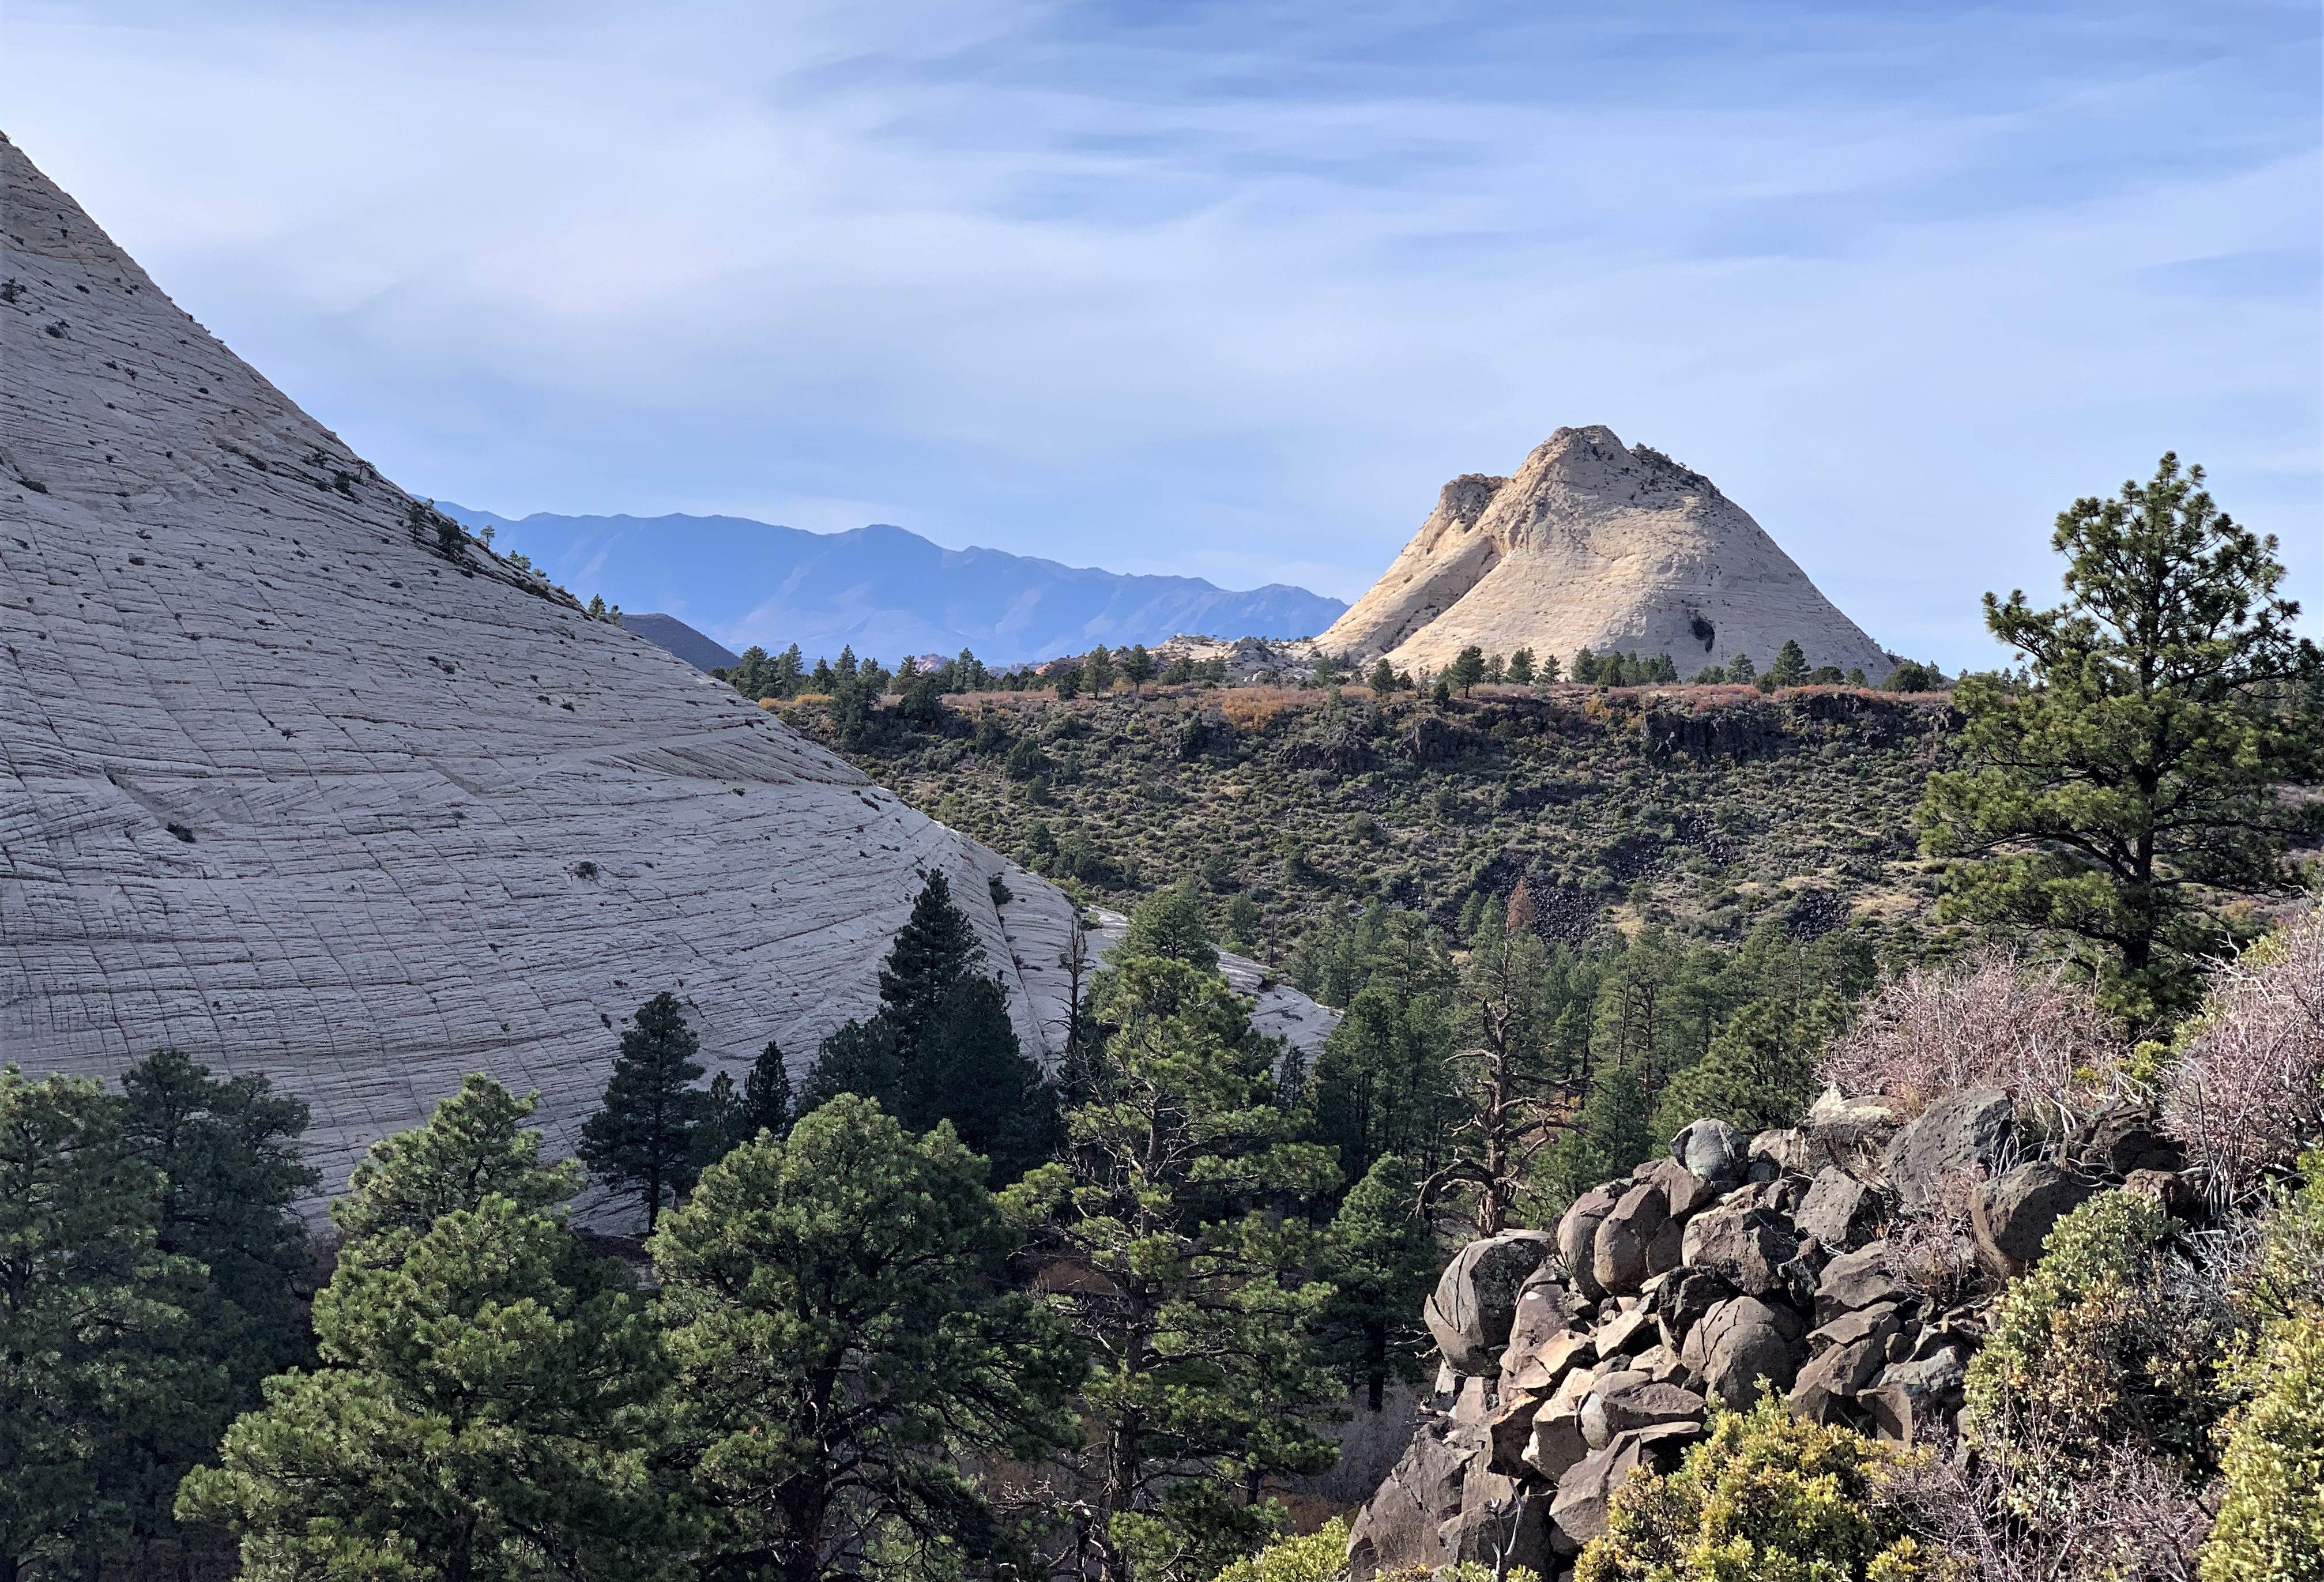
left=1321, top=427, right=1893, bottom=680
left=620, top=612, right=739, bottom=673
left=0, top=133, right=1319, bottom=1192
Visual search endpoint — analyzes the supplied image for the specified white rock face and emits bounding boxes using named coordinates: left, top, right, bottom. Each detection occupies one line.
left=0, top=134, right=1326, bottom=1193
left=1319, top=427, right=1893, bottom=680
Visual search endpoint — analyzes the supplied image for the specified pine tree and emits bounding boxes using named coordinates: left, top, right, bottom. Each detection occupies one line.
left=1506, top=648, right=1536, bottom=685
left=1726, top=652, right=1756, bottom=684
left=1223, top=891, right=1263, bottom=953
left=1539, top=651, right=1562, bottom=683
left=109, top=1052, right=318, bottom=1554
left=1920, top=454, right=2324, bottom=1024
left=579, top=992, right=709, bottom=1229
left=802, top=874, right=1053, bottom=1179
left=1448, top=645, right=1486, bottom=696
left=1, top=1069, right=204, bottom=1581
left=336, top=1074, right=582, bottom=1247
left=811, top=656, right=836, bottom=691
left=653, top=1096, right=1082, bottom=1582
left=773, top=643, right=805, bottom=696
left=743, top=1039, right=794, bottom=1139
left=1085, top=646, right=1117, bottom=692
left=878, top=871, right=982, bottom=1049
left=1368, top=658, right=1396, bottom=697
left=1008, top=951, right=1341, bottom=1581
left=1122, top=875, right=1219, bottom=970
left=182, top=1188, right=669, bottom=1580
left=1315, top=1155, right=1439, bottom=1412
left=1120, top=643, right=1157, bottom=694
left=1423, top=888, right=1566, bottom=1236
left=1768, top=638, right=1810, bottom=688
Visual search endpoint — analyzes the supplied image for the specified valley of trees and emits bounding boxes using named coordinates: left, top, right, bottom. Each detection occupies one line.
left=6, top=457, right=2321, bottom=1582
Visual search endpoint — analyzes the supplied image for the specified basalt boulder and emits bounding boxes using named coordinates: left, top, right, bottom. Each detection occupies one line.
left=1425, top=1231, right=1557, bottom=1374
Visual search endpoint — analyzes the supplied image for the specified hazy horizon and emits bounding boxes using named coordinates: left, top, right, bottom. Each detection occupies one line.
left=10, top=1, right=2317, bottom=671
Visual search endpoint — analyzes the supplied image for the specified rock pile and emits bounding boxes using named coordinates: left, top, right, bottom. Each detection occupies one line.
left=1344, top=1094, right=2188, bottom=1579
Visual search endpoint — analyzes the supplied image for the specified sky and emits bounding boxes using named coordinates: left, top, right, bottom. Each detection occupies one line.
left=7, top=0, right=2318, bottom=670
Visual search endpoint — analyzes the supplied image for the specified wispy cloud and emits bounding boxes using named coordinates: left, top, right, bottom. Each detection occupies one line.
left=9, top=0, right=2316, bottom=665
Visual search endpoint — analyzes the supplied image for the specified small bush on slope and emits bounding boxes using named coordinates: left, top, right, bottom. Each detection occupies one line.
left=2204, top=1314, right=2324, bottom=1581
left=1211, top=1520, right=1349, bottom=1582
left=2165, top=902, right=2324, bottom=1210
left=2203, top=1158, right=2324, bottom=1581
left=1818, top=950, right=2125, bottom=1128
left=1963, top=1192, right=2224, bottom=1472
left=1575, top=1394, right=1937, bottom=1582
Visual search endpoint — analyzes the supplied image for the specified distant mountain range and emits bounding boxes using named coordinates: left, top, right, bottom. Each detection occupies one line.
left=436, top=507, right=1348, bottom=666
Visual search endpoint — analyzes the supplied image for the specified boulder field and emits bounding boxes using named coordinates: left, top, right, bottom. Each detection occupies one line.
left=1344, top=1091, right=2190, bottom=1578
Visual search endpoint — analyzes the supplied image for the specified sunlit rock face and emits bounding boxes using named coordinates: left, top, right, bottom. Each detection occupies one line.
left=1320, top=425, right=1892, bottom=680
left=0, top=131, right=1140, bottom=1192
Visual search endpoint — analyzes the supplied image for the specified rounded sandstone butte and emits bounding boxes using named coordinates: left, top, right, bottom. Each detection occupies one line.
left=1318, top=425, right=1893, bottom=679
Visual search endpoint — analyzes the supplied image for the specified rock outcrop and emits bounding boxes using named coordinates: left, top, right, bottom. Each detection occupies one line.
left=1344, top=1090, right=2197, bottom=1579
left=1319, top=427, right=1892, bottom=680
left=0, top=133, right=1328, bottom=1197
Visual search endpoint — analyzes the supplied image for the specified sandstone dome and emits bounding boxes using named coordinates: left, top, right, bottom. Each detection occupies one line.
left=1320, top=426, right=1893, bottom=680
left=0, top=133, right=1333, bottom=1192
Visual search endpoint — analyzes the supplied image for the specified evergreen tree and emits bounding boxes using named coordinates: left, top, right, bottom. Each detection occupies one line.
left=743, top=1039, right=794, bottom=1140
left=1881, top=658, right=1939, bottom=692
left=1085, top=646, right=1117, bottom=692
left=579, top=993, right=709, bottom=1229
left=1425, top=889, right=1565, bottom=1236
left=1920, top=454, right=2324, bottom=1024
left=1121, top=876, right=1219, bottom=971
left=1308, top=972, right=1460, bottom=1190
left=1506, top=648, right=1536, bottom=685
left=1368, top=658, right=1396, bottom=697
left=835, top=645, right=858, bottom=685
left=1009, top=952, right=1340, bottom=1582
left=1, top=1069, right=204, bottom=1582
left=878, top=872, right=982, bottom=1049
left=652, top=1096, right=1082, bottom=1582
left=1052, top=660, right=1083, bottom=700
left=182, top=1188, right=669, bottom=1580
left=335, top=1074, right=582, bottom=1248
left=1448, top=645, right=1486, bottom=696
left=1768, top=638, right=1810, bottom=688
left=1314, top=1155, right=1439, bottom=1412
left=802, top=873, right=1054, bottom=1180
left=811, top=657, right=836, bottom=691
left=1121, top=644, right=1157, bottom=694
left=1726, top=652, right=1756, bottom=684
left=1572, top=647, right=1600, bottom=684
left=110, top=1052, right=318, bottom=1555
left=1223, top=892, right=1263, bottom=954
left=772, top=643, right=805, bottom=696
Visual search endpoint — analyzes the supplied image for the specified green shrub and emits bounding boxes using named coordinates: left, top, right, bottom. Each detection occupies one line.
left=1961, top=1189, right=2227, bottom=1471
left=2202, top=1315, right=2324, bottom=1581
left=1212, top=1519, right=1350, bottom=1582
left=1575, top=1394, right=1936, bottom=1582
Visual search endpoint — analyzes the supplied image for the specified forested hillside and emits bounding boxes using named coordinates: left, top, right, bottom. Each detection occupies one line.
left=780, top=681, right=1962, bottom=962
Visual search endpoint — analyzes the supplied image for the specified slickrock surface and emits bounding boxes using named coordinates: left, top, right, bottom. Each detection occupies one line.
left=1320, top=426, right=1893, bottom=679
left=0, top=134, right=1324, bottom=1192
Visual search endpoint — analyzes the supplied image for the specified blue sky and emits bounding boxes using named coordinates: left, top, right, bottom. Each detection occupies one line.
left=9, top=0, right=2317, bottom=668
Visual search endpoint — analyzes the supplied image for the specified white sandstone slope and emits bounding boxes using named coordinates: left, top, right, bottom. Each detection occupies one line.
left=1321, top=426, right=1893, bottom=680
left=0, top=133, right=1325, bottom=1191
